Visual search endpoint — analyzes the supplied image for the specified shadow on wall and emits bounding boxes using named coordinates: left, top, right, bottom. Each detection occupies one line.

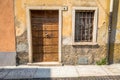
left=110, top=0, right=119, bottom=64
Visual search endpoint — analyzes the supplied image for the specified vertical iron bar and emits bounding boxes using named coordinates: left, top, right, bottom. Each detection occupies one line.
left=84, top=11, right=87, bottom=41
left=89, top=12, right=92, bottom=41
left=77, top=12, right=79, bottom=41
left=91, top=12, right=93, bottom=41
left=89, top=11, right=91, bottom=41
left=83, top=12, right=85, bottom=41
left=81, top=12, right=83, bottom=41
left=80, top=12, right=82, bottom=41
left=87, top=12, right=89, bottom=42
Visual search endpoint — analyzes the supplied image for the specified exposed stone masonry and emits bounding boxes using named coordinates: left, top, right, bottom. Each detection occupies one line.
left=62, top=45, right=107, bottom=65
left=16, top=31, right=28, bottom=65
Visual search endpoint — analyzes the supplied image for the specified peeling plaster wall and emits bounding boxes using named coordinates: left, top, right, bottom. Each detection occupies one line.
left=15, top=0, right=114, bottom=65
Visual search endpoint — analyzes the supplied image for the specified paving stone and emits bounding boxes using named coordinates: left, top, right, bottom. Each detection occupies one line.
left=76, top=65, right=108, bottom=76
left=0, top=69, right=12, bottom=79
left=102, top=66, right=120, bottom=75
left=50, top=66, right=78, bottom=77
left=4, top=68, right=37, bottom=79
left=34, top=66, right=78, bottom=78
left=33, top=68, right=51, bottom=78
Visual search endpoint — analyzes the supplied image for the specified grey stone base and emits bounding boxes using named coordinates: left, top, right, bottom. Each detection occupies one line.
left=0, top=52, right=16, bottom=66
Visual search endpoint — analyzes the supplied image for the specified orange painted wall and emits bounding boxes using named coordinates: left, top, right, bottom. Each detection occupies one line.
left=0, top=0, right=15, bottom=52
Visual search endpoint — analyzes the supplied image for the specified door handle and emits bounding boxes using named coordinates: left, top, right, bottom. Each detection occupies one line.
left=45, top=33, right=50, bottom=38
left=45, top=33, right=48, bottom=36
left=45, top=33, right=52, bottom=38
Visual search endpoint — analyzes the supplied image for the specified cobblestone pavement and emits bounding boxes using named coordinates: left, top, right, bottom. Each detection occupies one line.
left=0, top=64, right=120, bottom=80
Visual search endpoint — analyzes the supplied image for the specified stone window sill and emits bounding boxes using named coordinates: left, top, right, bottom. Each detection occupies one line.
left=72, top=42, right=98, bottom=45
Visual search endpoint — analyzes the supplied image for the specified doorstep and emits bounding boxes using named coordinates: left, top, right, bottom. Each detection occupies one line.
left=27, top=62, right=63, bottom=66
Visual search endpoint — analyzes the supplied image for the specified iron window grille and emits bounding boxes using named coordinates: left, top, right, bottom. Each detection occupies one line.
left=75, top=10, right=94, bottom=42
left=72, top=7, right=98, bottom=45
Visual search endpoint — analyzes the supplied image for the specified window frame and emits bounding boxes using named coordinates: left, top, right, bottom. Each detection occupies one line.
left=72, top=7, right=98, bottom=45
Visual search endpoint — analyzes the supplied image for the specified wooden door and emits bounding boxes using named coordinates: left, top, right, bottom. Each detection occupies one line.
left=31, top=10, right=59, bottom=62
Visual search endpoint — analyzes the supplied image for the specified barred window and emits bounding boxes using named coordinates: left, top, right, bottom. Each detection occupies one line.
left=72, top=7, right=98, bottom=45
left=75, top=10, right=94, bottom=42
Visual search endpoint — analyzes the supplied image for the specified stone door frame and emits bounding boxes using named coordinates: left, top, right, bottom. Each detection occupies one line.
left=26, top=6, right=64, bottom=63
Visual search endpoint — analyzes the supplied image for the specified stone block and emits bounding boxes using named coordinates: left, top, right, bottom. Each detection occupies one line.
left=78, top=56, right=88, bottom=65
left=0, top=69, right=12, bottom=79
left=17, top=52, right=28, bottom=65
left=4, top=68, right=37, bottom=79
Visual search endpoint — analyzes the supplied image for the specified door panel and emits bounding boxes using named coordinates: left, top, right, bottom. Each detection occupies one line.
left=31, top=10, right=59, bottom=62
